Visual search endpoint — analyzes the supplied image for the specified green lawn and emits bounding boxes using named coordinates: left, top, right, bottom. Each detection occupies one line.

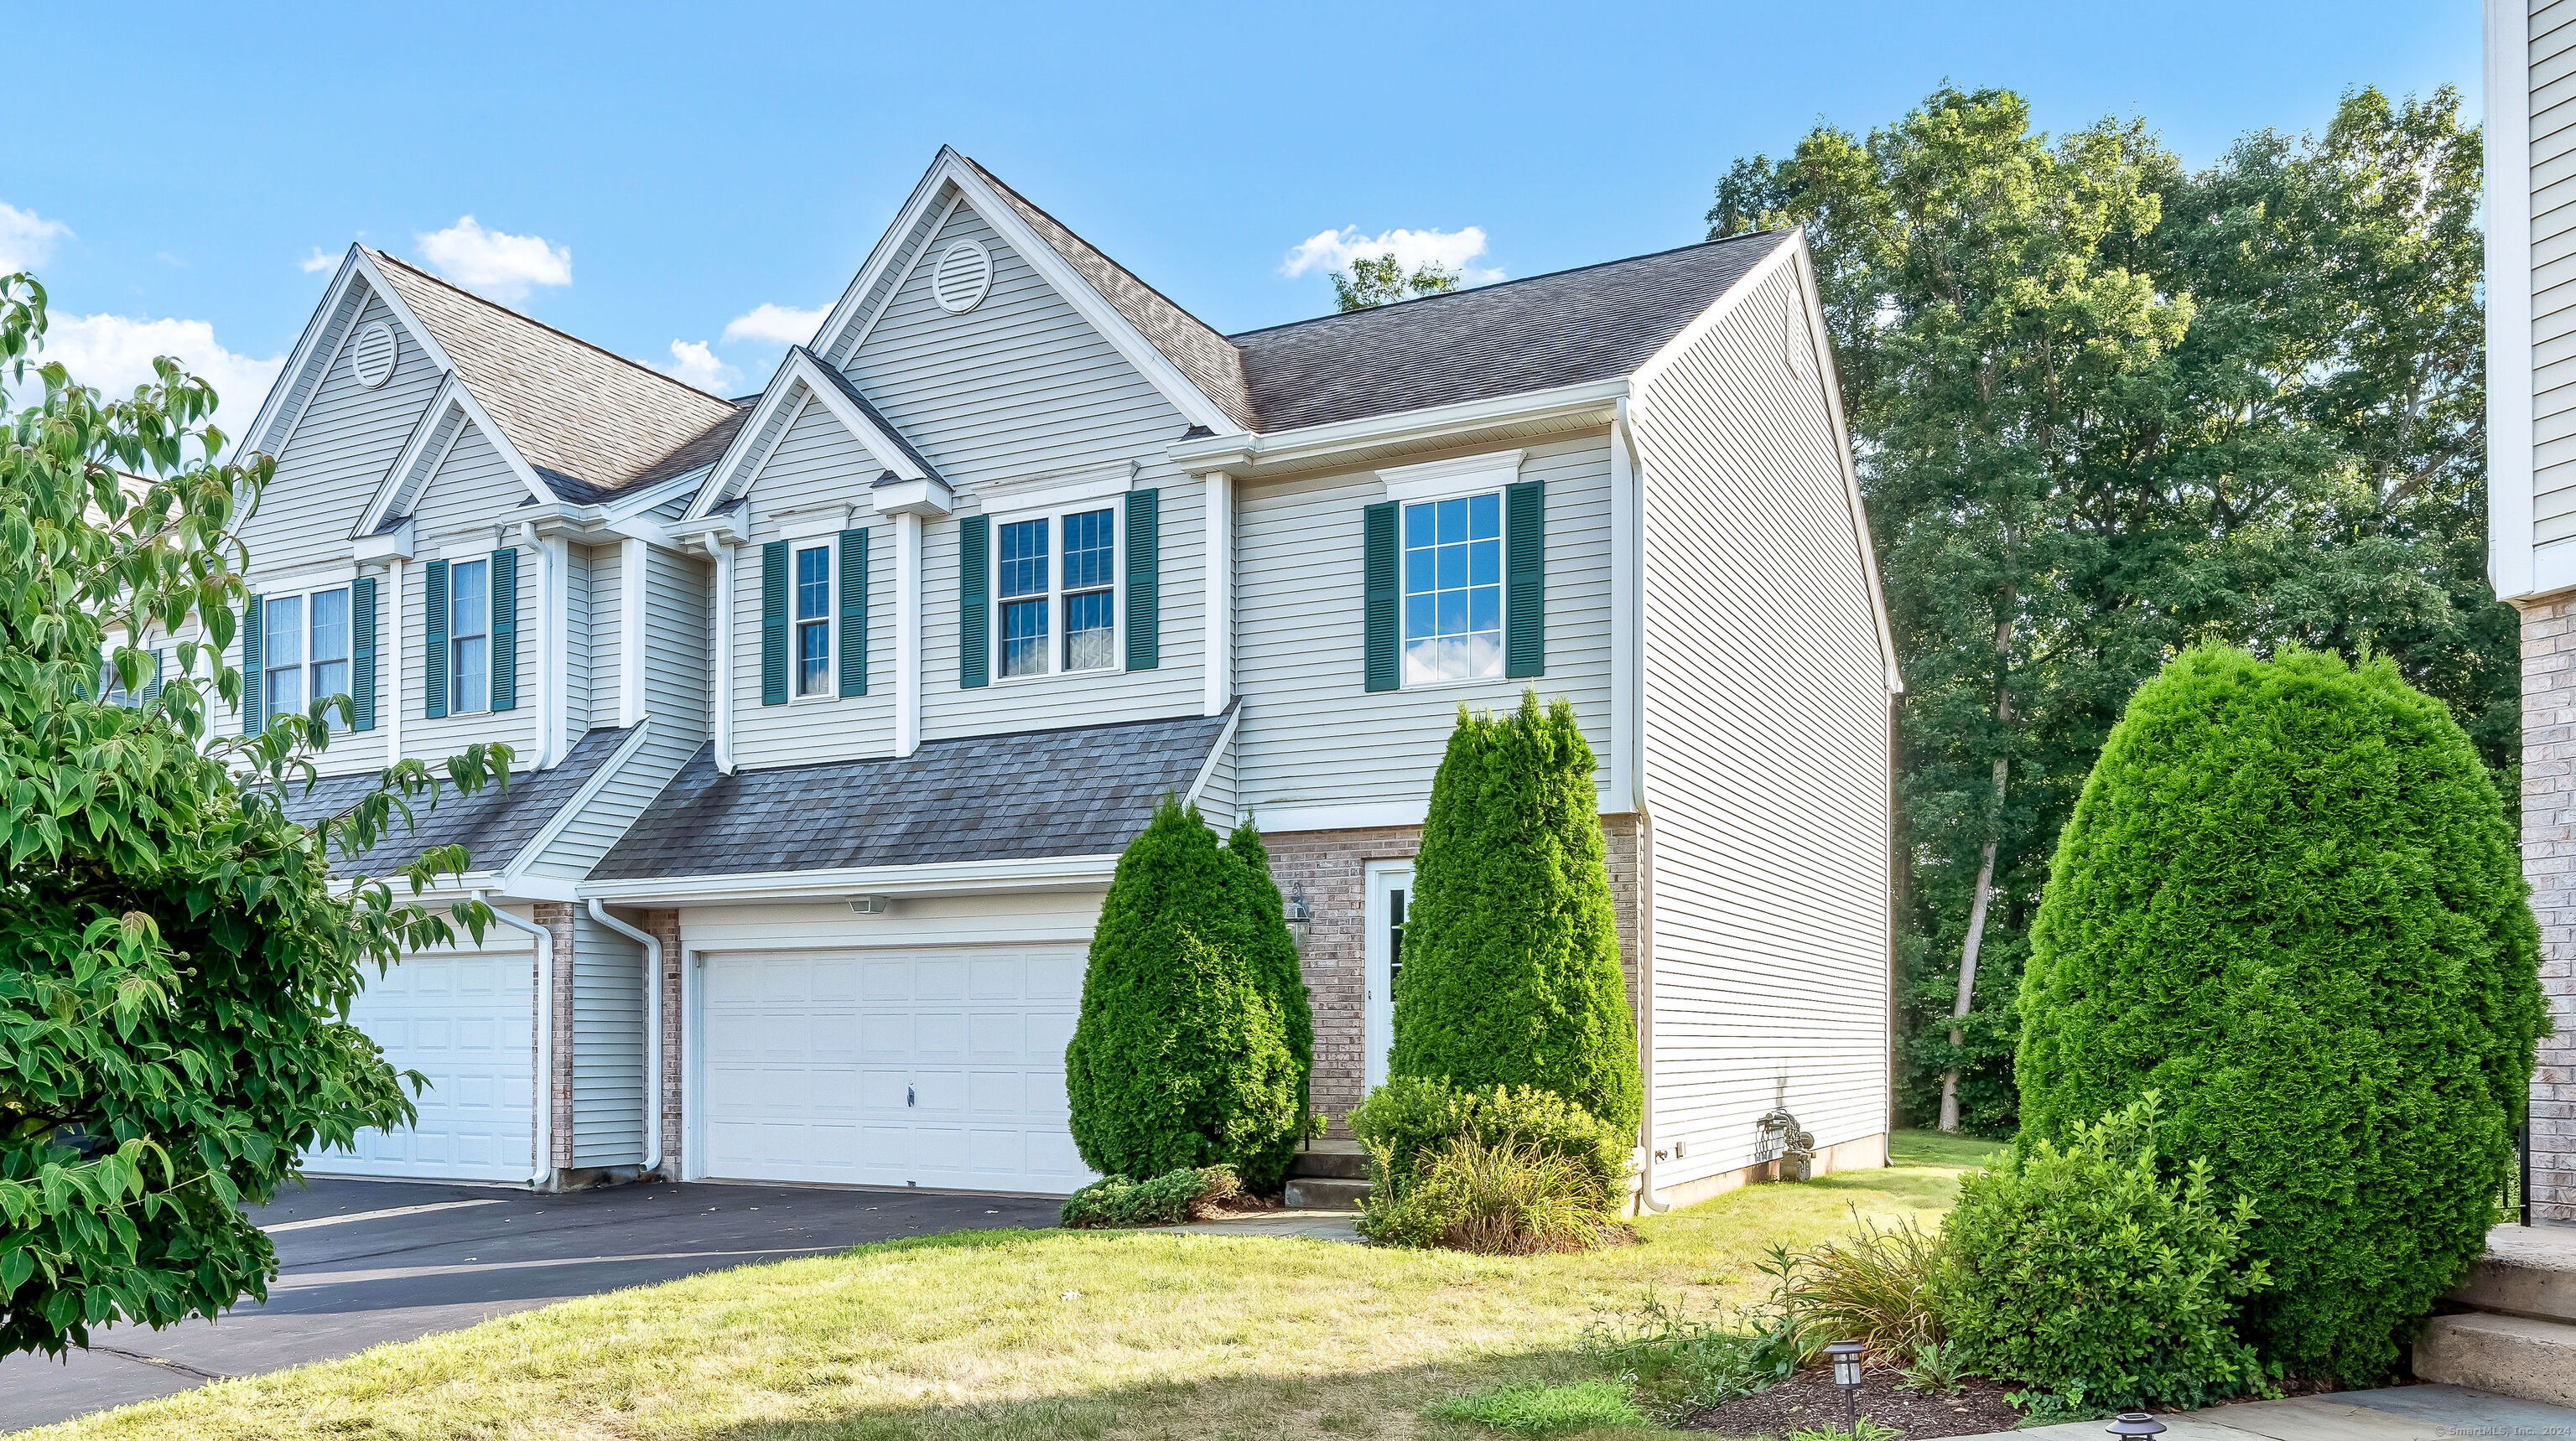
left=33, top=1132, right=2003, bottom=1441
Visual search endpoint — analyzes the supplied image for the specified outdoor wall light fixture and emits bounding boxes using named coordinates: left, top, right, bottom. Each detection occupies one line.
left=2105, top=1415, right=2166, bottom=1438
left=1824, top=1340, right=1866, bottom=1430
left=1285, top=885, right=1311, bottom=923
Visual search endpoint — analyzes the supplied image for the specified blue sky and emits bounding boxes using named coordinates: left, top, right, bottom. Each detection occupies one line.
left=2, top=1, right=2480, bottom=438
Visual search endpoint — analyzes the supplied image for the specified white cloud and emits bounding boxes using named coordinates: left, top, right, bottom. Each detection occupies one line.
left=0, top=202, right=71, bottom=275
left=721, top=302, right=827, bottom=348
left=416, top=215, right=571, bottom=301
left=658, top=339, right=740, bottom=394
left=20, top=313, right=284, bottom=448
left=1280, top=225, right=1503, bottom=285
left=299, top=246, right=338, bottom=273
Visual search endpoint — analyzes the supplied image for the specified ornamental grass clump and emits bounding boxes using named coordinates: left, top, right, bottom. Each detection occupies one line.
left=2018, top=645, right=2546, bottom=1382
left=1358, top=1133, right=1618, bottom=1254
left=1063, top=799, right=1306, bottom=1190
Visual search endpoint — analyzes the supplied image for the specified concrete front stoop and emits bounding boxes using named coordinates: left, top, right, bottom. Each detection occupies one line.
left=2415, top=1221, right=2576, bottom=1407
left=1280, top=1139, right=1369, bottom=1210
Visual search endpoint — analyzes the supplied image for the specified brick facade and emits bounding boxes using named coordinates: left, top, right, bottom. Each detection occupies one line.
left=1262, top=815, right=1640, bottom=1128
left=2521, top=596, right=2576, bottom=1222
left=533, top=901, right=578, bottom=1174
left=647, top=908, right=683, bottom=1179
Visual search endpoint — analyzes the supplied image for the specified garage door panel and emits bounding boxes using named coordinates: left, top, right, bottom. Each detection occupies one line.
left=317, top=949, right=535, bottom=1184
left=700, top=946, right=1095, bottom=1195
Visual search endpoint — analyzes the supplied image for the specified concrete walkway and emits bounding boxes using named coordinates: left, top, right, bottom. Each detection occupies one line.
left=1148, top=1208, right=1362, bottom=1241
left=1950, top=1384, right=2576, bottom=1440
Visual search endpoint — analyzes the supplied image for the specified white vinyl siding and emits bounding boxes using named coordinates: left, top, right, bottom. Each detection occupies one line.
left=1632, top=264, right=1892, bottom=1187
left=399, top=423, right=538, bottom=767
left=565, top=543, right=594, bottom=741
left=588, top=541, right=623, bottom=731
left=570, top=907, right=647, bottom=1169
left=236, top=286, right=440, bottom=578
left=1233, top=435, right=1616, bottom=811
left=2536, top=0, right=2576, bottom=540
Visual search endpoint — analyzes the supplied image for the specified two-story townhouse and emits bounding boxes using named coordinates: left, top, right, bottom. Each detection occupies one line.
left=239, top=148, right=1898, bottom=1205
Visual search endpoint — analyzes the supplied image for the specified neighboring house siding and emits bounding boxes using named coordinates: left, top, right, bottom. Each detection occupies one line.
left=570, top=907, right=646, bottom=1169
left=1632, top=265, right=1891, bottom=1187
left=2536, top=0, right=2576, bottom=542
left=237, top=288, right=441, bottom=578
left=1233, top=434, right=1617, bottom=814
left=727, top=399, right=897, bottom=767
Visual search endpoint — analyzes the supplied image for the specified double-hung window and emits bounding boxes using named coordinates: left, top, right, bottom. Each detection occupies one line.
left=262, top=586, right=355, bottom=728
left=449, top=558, right=489, bottom=715
left=995, top=506, right=1116, bottom=679
left=1400, top=492, right=1503, bottom=686
left=794, top=543, right=832, bottom=696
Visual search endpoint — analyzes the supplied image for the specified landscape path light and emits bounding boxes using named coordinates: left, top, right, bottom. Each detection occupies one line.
left=1823, top=1339, right=1866, bottom=1431
left=2105, top=1413, right=2166, bottom=1438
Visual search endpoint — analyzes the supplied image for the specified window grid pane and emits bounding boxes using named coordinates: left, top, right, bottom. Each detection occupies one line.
left=1065, top=588, right=1114, bottom=670
left=449, top=559, right=488, bottom=714
left=1062, top=509, right=1114, bottom=592
left=795, top=547, right=829, bottom=621
left=264, top=595, right=304, bottom=720
left=1000, top=597, right=1047, bottom=677
left=309, top=588, right=350, bottom=730
left=999, top=519, right=1048, bottom=599
left=797, top=619, right=830, bottom=695
left=1400, top=495, right=1504, bottom=685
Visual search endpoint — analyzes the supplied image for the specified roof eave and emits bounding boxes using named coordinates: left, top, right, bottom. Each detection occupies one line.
left=1166, top=376, right=1631, bottom=477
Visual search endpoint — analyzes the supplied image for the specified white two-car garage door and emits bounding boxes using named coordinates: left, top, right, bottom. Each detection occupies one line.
left=699, top=946, right=1095, bottom=1195
left=319, top=947, right=538, bottom=1183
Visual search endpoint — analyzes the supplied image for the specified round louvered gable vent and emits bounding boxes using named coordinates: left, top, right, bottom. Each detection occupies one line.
left=351, top=321, right=399, bottom=389
left=932, top=240, right=994, bottom=314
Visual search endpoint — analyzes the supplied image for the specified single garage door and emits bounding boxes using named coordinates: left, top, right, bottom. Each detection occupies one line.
left=315, top=947, right=538, bottom=1184
left=699, top=946, right=1093, bottom=1195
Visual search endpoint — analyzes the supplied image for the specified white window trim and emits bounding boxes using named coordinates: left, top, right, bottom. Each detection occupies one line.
left=788, top=538, right=838, bottom=702
left=986, top=499, right=1123, bottom=684
left=259, top=583, right=357, bottom=725
left=445, top=556, right=494, bottom=718
left=776, top=505, right=856, bottom=542
left=1378, top=448, right=1525, bottom=505
left=1394, top=485, right=1511, bottom=693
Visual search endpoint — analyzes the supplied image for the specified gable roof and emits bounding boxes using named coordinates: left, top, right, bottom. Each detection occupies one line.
left=277, top=725, right=636, bottom=879
left=1227, top=232, right=1789, bottom=433
left=960, top=157, right=1256, bottom=433
left=591, top=709, right=1232, bottom=881
left=366, top=251, right=745, bottom=505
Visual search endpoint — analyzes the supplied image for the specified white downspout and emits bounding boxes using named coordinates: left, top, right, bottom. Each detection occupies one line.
left=587, top=899, right=663, bottom=1179
left=475, top=892, right=553, bottom=1190
left=699, top=535, right=735, bottom=774
left=1619, top=397, right=1671, bottom=1216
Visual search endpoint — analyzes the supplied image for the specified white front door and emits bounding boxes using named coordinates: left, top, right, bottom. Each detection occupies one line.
left=696, top=945, right=1094, bottom=1195
left=1363, top=862, right=1414, bottom=1092
left=323, top=947, right=538, bottom=1184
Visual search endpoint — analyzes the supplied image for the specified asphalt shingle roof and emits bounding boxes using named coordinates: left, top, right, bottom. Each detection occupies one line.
left=1225, top=232, right=1789, bottom=433
left=592, top=708, right=1233, bottom=881
left=277, top=726, right=634, bottom=879
left=368, top=251, right=747, bottom=505
left=797, top=347, right=945, bottom=485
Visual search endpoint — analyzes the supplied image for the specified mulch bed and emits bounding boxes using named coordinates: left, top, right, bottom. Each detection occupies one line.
left=1686, top=1366, right=2024, bottom=1438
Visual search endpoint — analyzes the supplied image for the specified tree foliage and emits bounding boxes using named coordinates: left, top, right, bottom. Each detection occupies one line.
left=1064, top=798, right=1305, bottom=1189
left=2020, top=645, right=2543, bottom=1381
left=1228, top=821, right=1314, bottom=1124
left=1332, top=253, right=1462, bottom=311
left=0, top=272, right=510, bottom=1358
left=1390, top=693, right=1640, bottom=1138
left=1710, top=84, right=2505, bottom=1132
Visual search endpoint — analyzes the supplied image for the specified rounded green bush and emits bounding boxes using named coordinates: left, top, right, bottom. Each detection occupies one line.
left=1348, top=1075, right=1630, bottom=1200
left=1391, top=692, right=1642, bottom=1137
left=2018, top=645, right=2546, bottom=1382
left=1063, top=798, right=1306, bottom=1190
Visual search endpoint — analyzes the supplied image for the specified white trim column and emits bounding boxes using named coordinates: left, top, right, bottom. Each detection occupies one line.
left=1202, top=469, right=1232, bottom=716
left=705, top=537, right=737, bottom=774
left=619, top=536, right=647, bottom=728
left=2490, top=0, right=2537, bottom=599
left=386, top=556, right=406, bottom=763
left=896, top=511, right=924, bottom=756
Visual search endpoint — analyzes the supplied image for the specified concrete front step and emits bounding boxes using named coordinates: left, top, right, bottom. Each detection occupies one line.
left=2413, top=1311, right=2576, bottom=1407
left=2447, top=1222, right=2576, bottom=1324
left=1287, top=1142, right=1368, bottom=1181
left=1281, top=1175, right=1371, bottom=1210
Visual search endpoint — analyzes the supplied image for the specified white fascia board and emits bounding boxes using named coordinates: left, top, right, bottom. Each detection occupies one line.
left=577, top=852, right=1121, bottom=906
left=669, top=509, right=748, bottom=547
left=784, top=351, right=932, bottom=482
left=352, top=373, right=465, bottom=539
left=2490, top=0, right=2538, bottom=601
left=977, top=464, right=1138, bottom=518
left=1379, top=448, right=1528, bottom=503
left=442, top=377, right=564, bottom=509
left=1254, top=788, right=1630, bottom=835
left=493, top=874, right=580, bottom=904
left=600, top=469, right=707, bottom=526
left=870, top=476, right=955, bottom=518
left=808, top=155, right=963, bottom=370
left=352, top=519, right=416, bottom=562
left=1181, top=702, right=1244, bottom=809
left=240, top=245, right=366, bottom=459
left=1168, top=379, right=1628, bottom=477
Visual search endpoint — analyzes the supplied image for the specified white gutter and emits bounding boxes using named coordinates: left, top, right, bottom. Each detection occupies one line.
left=579, top=852, right=1121, bottom=907
left=586, top=899, right=663, bottom=1179
left=1166, top=377, right=1629, bottom=477
left=1620, top=395, right=1670, bottom=1216
left=474, top=892, right=553, bottom=1190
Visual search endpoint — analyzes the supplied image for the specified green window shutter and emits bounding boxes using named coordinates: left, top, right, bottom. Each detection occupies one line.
left=838, top=529, right=869, bottom=697
left=351, top=575, right=377, bottom=731
left=760, top=539, right=789, bottom=706
left=1124, top=489, right=1159, bottom=671
left=1362, top=502, right=1399, bottom=692
left=489, top=548, right=519, bottom=711
left=1504, top=479, right=1545, bottom=679
left=241, top=594, right=265, bottom=733
left=958, top=514, right=989, bottom=690
left=423, top=562, right=449, bottom=720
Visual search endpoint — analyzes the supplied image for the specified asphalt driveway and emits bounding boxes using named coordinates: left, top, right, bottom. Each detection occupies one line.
left=0, top=1176, right=1061, bottom=1434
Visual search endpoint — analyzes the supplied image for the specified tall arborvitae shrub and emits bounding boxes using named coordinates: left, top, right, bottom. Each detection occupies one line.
left=1391, top=692, right=1642, bottom=1138
left=2020, top=646, right=2547, bottom=1383
left=1064, top=798, right=1305, bottom=1189
left=1228, top=821, right=1314, bottom=1129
